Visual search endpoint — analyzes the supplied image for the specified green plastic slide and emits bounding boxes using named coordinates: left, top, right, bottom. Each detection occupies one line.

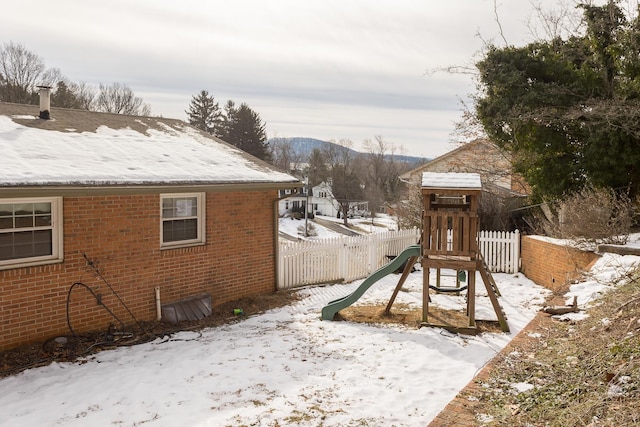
left=321, top=245, right=421, bottom=320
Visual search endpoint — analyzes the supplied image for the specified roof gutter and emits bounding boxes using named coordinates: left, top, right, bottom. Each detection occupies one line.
left=0, top=181, right=301, bottom=198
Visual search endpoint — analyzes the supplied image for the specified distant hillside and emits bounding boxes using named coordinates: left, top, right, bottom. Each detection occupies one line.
left=267, top=137, right=430, bottom=164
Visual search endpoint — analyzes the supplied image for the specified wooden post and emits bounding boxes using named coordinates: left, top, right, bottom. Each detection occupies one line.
left=423, top=265, right=430, bottom=323
left=385, top=256, right=419, bottom=314
left=467, top=270, right=476, bottom=328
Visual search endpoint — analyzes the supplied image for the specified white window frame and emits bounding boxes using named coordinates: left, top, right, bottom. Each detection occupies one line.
left=0, top=197, right=64, bottom=270
left=160, top=193, right=205, bottom=249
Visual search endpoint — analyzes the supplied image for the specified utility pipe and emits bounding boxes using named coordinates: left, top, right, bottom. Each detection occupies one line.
left=155, top=286, right=162, bottom=321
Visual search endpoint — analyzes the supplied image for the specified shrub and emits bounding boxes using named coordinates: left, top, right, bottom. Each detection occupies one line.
left=530, top=185, right=635, bottom=248
left=297, top=222, right=317, bottom=237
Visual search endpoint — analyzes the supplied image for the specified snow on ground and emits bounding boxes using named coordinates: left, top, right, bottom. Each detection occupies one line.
left=553, top=249, right=640, bottom=322
left=280, top=213, right=400, bottom=240
left=1, top=228, right=638, bottom=426
left=279, top=216, right=342, bottom=240
left=0, top=269, right=548, bottom=427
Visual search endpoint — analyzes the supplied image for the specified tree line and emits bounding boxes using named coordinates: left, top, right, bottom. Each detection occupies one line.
left=270, top=136, right=418, bottom=225
left=185, top=90, right=270, bottom=162
left=0, top=42, right=151, bottom=115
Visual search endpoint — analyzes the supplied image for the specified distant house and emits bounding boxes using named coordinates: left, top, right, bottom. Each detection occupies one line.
left=279, top=181, right=368, bottom=219
left=399, top=138, right=528, bottom=195
left=399, top=139, right=528, bottom=229
left=0, top=92, right=299, bottom=351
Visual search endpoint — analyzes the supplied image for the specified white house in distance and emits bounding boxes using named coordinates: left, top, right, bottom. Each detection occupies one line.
left=279, top=181, right=369, bottom=219
left=279, top=181, right=338, bottom=217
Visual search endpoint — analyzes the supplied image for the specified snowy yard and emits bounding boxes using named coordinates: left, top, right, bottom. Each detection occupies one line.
left=0, top=267, right=550, bottom=426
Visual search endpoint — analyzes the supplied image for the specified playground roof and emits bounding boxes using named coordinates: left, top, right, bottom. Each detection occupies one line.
left=421, top=172, right=482, bottom=190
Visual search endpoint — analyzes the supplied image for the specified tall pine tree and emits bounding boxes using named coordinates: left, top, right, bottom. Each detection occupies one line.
left=222, top=102, right=271, bottom=162
left=185, top=90, right=222, bottom=136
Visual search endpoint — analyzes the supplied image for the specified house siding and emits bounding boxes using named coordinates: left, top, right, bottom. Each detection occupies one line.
left=0, top=190, right=277, bottom=351
left=402, top=139, right=528, bottom=195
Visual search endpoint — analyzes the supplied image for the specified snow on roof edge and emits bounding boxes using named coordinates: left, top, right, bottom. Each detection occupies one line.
left=421, top=172, right=482, bottom=189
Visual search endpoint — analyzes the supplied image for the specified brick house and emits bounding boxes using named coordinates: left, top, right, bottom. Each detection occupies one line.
left=0, top=95, right=299, bottom=351
left=399, top=139, right=529, bottom=229
left=400, top=138, right=527, bottom=194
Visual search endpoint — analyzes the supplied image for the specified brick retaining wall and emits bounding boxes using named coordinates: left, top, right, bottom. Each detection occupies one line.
left=520, top=235, right=600, bottom=292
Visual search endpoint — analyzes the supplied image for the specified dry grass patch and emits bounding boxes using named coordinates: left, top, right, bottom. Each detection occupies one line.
left=465, top=274, right=640, bottom=426
left=338, top=303, right=504, bottom=333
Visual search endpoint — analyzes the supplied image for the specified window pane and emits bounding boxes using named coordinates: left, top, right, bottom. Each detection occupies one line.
left=0, top=204, right=12, bottom=216
left=33, top=229, right=52, bottom=256
left=14, top=231, right=35, bottom=258
left=162, top=221, right=175, bottom=242
left=162, top=199, right=174, bottom=218
left=35, top=214, right=52, bottom=227
left=13, top=203, right=33, bottom=216
left=0, top=230, right=53, bottom=260
left=175, top=198, right=197, bottom=217
left=33, top=203, right=51, bottom=214
left=162, top=207, right=174, bottom=219
left=15, top=215, right=34, bottom=228
left=0, top=233, right=14, bottom=260
left=163, top=219, right=197, bottom=242
left=180, top=219, right=198, bottom=239
left=0, top=217, right=13, bottom=229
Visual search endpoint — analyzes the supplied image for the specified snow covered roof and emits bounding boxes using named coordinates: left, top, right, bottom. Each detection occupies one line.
left=421, top=172, right=482, bottom=189
left=0, top=103, right=299, bottom=190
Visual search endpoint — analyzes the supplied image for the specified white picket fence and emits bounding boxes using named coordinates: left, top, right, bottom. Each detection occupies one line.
left=277, top=229, right=520, bottom=290
left=478, top=229, right=520, bottom=274
left=278, top=228, right=420, bottom=289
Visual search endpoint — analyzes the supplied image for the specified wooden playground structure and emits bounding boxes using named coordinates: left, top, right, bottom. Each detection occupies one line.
left=385, top=172, right=509, bottom=334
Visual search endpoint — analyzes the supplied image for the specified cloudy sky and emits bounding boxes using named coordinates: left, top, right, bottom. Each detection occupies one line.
left=2, top=0, right=570, bottom=158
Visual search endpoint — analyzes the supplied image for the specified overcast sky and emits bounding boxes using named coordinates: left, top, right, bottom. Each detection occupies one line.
left=2, top=0, right=570, bottom=158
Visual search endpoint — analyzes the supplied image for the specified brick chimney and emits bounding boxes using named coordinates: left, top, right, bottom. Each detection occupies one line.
left=37, top=85, right=52, bottom=120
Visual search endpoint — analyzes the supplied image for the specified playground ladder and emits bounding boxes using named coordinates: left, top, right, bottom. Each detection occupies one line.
left=478, top=252, right=501, bottom=297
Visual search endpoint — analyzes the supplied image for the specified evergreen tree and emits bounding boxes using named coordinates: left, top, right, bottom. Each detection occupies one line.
left=223, top=102, right=271, bottom=161
left=185, top=90, right=222, bottom=136
left=52, top=80, right=88, bottom=109
left=219, top=99, right=236, bottom=141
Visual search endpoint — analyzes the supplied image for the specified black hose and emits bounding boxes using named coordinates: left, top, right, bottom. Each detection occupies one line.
left=83, top=253, right=147, bottom=335
left=66, top=282, right=126, bottom=338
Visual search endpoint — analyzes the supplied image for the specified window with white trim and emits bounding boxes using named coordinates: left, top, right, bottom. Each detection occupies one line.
left=160, top=193, right=205, bottom=247
left=0, top=197, right=63, bottom=269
